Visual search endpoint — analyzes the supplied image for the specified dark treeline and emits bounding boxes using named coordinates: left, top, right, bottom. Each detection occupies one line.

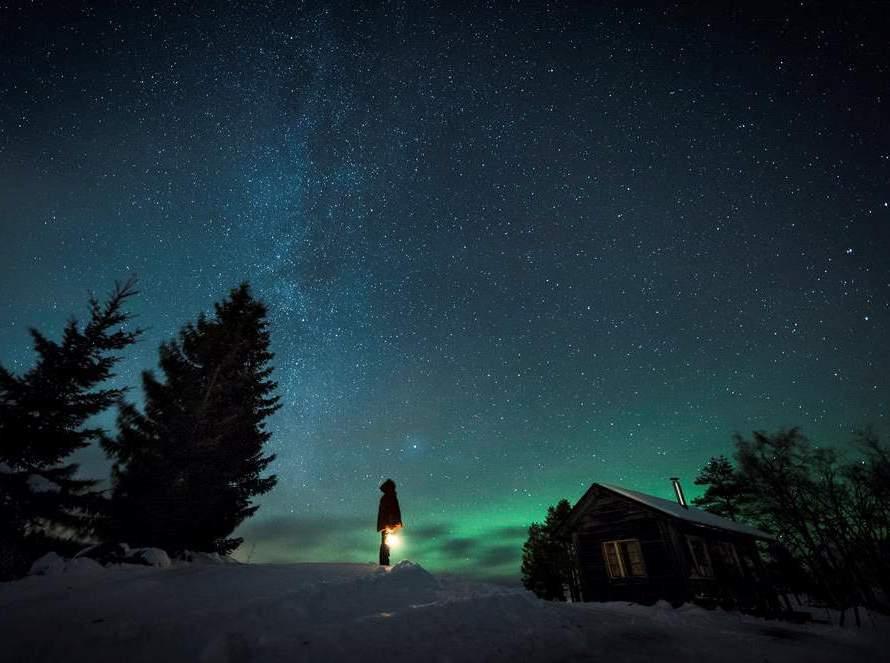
left=0, top=279, right=279, bottom=579
left=522, top=428, right=890, bottom=614
left=693, top=428, right=890, bottom=612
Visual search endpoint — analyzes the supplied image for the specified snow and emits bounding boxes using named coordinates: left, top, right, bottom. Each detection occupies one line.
left=2, top=560, right=886, bottom=662
left=62, top=557, right=105, bottom=575
left=178, top=550, right=239, bottom=565
left=128, top=548, right=172, bottom=568
left=28, top=552, right=104, bottom=577
left=71, top=542, right=172, bottom=567
left=27, top=551, right=66, bottom=576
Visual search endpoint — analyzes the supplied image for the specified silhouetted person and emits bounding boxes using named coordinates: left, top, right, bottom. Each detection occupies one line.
left=376, top=478, right=403, bottom=566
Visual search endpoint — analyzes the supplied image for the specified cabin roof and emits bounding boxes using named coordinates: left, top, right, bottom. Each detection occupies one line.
left=563, top=482, right=775, bottom=540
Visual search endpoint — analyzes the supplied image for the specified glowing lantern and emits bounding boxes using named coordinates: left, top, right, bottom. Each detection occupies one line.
left=386, top=530, right=402, bottom=549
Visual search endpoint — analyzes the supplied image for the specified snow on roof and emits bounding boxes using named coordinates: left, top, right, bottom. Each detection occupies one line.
left=593, top=483, right=775, bottom=540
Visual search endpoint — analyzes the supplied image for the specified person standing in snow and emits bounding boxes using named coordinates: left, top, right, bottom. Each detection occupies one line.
left=376, top=478, right=403, bottom=566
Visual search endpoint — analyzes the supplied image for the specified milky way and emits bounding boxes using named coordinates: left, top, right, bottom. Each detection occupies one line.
left=2, top=2, right=888, bottom=580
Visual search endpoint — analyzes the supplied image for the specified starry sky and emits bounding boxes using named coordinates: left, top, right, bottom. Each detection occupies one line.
left=1, top=1, right=888, bottom=582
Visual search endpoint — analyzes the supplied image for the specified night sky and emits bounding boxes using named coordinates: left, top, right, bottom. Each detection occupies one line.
left=2, top=1, right=888, bottom=581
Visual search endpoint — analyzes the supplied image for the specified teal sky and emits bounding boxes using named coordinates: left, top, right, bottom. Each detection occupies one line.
left=2, top=2, right=887, bottom=581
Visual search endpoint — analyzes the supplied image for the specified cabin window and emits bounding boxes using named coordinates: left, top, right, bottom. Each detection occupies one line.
left=602, top=539, right=647, bottom=578
left=709, top=541, right=741, bottom=573
left=738, top=550, right=761, bottom=581
left=685, top=535, right=714, bottom=578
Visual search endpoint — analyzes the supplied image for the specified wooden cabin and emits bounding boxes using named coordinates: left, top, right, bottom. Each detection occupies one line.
left=557, top=481, right=778, bottom=612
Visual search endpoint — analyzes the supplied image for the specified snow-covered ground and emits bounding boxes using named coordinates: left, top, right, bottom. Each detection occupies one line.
left=1, top=559, right=886, bottom=662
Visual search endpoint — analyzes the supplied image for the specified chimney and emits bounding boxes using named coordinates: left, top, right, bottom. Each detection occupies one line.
left=670, top=477, right=688, bottom=508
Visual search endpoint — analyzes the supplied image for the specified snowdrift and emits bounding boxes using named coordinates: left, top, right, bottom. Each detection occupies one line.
left=0, top=559, right=886, bottom=662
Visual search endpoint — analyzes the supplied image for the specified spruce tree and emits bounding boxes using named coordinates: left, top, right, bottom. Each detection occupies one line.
left=521, top=499, right=575, bottom=600
left=104, top=283, right=280, bottom=554
left=691, top=455, right=748, bottom=521
left=0, top=279, right=140, bottom=565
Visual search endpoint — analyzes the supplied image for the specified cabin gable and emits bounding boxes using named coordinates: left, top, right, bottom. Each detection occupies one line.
left=569, top=486, right=687, bottom=604
left=562, top=483, right=778, bottom=611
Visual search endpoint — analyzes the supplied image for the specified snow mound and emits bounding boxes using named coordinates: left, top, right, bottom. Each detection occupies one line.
left=27, top=552, right=65, bottom=576
left=128, top=548, right=171, bottom=568
left=389, top=559, right=427, bottom=575
left=28, top=553, right=105, bottom=576
left=385, top=560, right=437, bottom=589
left=177, top=550, right=239, bottom=565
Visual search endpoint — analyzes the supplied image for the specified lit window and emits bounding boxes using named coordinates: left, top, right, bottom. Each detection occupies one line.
left=602, top=539, right=647, bottom=578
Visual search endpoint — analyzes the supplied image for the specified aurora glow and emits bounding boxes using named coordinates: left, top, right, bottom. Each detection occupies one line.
left=2, top=2, right=888, bottom=582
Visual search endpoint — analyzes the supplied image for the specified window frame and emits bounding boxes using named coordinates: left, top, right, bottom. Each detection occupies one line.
left=710, top=540, right=742, bottom=573
left=685, top=535, right=715, bottom=578
left=601, top=538, right=648, bottom=579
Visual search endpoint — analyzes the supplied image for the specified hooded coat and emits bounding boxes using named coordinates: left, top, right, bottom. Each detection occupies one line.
left=376, top=479, right=403, bottom=532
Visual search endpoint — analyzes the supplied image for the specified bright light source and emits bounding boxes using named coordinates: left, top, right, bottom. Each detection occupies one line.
left=386, top=532, right=402, bottom=549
